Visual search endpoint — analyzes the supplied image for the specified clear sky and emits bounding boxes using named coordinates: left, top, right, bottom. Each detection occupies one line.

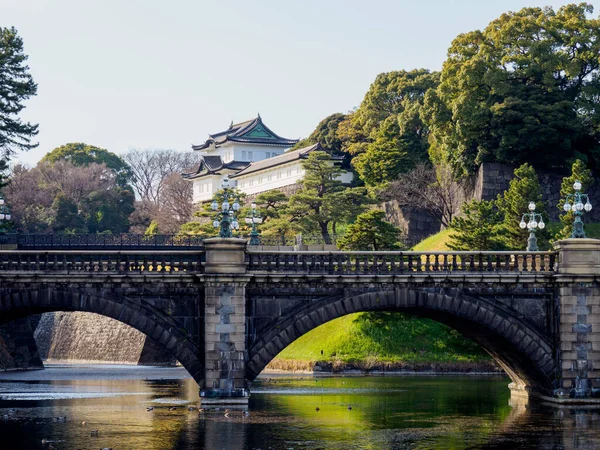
left=2, top=0, right=593, bottom=166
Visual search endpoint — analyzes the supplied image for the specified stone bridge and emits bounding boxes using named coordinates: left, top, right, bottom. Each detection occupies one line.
left=1, top=238, right=600, bottom=404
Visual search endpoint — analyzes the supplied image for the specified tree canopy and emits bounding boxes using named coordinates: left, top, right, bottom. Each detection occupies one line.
left=337, top=69, right=438, bottom=187
left=337, top=210, right=402, bottom=251
left=424, top=4, right=600, bottom=177
left=42, top=143, right=132, bottom=186
left=292, top=113, right=346, bottom=153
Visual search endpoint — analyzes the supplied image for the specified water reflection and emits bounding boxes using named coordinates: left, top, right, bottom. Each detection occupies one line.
left=0, top=366, right=598, bottom=449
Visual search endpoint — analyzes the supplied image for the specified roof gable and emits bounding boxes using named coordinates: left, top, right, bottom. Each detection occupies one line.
left=192, top=115, right=299, bottom=151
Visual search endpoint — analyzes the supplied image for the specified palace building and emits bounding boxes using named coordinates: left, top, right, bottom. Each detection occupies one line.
left=183, top=115, right=352, bottom=203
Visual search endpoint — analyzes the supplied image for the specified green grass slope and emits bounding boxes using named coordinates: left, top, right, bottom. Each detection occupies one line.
left=272, top=228, right=493, bottom=371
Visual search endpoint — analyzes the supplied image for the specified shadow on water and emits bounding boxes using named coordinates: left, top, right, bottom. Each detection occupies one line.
left=0, top=366, right=598, bottom=449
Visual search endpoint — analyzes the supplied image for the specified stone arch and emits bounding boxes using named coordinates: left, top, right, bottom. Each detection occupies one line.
left=0, top=287, right=203, bottom=383
left=247, top=288, right=557, bottom=396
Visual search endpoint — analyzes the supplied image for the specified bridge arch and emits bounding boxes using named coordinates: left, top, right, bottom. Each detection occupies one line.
left=0, top=287, right=203, bottom=383
left=247, top=288, right=557, bottom=395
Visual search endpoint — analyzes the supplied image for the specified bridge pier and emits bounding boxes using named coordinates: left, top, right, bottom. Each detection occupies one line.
left=555, top=239, right=600, bottom=401
left=200, top=238, right=249, bottom=405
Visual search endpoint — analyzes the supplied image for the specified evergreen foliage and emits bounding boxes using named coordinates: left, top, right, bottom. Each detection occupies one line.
left=337, top=210, right=402, bottom=251
left=557, top=159, right=594, bottom=239
left=287, top=151, right=368, bottom=243
left=0, top=27, right=38, bottom=158
left=337, top=69, right=438, bottom=187
left=42, top=142, right=133, bottom=187
left=144, top=220, right=160, bottom=236
left=292, top=113, right=346, bottom=154
left=496, top=163, right=550, bottom=250
left=448, top=200, right=505, bottom=251
left=423, top=4, right=600, bottom=177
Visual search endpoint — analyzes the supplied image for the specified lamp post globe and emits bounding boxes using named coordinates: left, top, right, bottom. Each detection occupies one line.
left=520, top=200, right=544, bottom=251
left=562, top=180, right=592, bottom=238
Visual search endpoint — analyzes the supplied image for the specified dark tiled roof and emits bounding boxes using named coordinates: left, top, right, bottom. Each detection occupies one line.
left=192, top=116, right=298, bottom=151
left=181, top=155, right=251, bottom=179
left=230, top=143, right=322, bottom=178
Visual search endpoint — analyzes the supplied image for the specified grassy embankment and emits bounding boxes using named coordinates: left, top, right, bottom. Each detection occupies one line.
left=267, top=228, right=500, bottom=373
left=270, top=222, right=600, bottom=373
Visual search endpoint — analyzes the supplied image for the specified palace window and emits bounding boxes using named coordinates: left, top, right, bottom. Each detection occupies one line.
left=242, top=151, right=247, bottom=160
left=248, top=151, right=253, bottom=161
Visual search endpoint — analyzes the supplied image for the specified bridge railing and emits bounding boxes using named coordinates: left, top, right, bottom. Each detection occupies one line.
left=246, top=251, right=557, bottom=274
left=0, top=251, right=205, bottom=273
left=0, top=234, right=206, bottom=250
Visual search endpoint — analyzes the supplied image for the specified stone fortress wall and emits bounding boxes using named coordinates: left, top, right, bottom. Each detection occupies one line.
left=393, top=162, right=600, bottom=244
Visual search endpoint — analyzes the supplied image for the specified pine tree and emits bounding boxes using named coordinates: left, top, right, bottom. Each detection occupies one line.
left=496, top=163, right=550, bottom=250
left=337, top=210, right=402, bottom=251
left=0, top=27, right=38, bottom=161
left=557, top=159, right=594, bottom=240
left=448, top=200, right=505, bottom=251
left=288, top=151, right=367, bottom=244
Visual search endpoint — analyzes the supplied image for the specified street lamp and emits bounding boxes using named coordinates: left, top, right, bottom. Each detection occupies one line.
left=0, top=195, right=11, bottom=233
left=211, top=178, right=241, bottom=238
left=245, top=202, right=263, bottom=245
left=562, top=180, right=592, bottom=238
left=519, top=201, right=545, bottom=251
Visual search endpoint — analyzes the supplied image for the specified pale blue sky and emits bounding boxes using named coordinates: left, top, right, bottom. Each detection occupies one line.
left=1, top=0, right=593, bottom=165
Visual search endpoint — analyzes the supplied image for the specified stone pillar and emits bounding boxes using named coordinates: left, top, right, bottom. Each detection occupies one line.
left=201, top=238, right=249, bottom=404
left=554, top=238, right=600, bottom=399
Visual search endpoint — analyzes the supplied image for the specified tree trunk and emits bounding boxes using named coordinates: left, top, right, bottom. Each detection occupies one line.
left=319, top=222, right=332, bottom=245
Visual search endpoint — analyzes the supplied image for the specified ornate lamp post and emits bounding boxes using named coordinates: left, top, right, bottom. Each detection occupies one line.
left=562, top=180, right=592, bottom=238
left=211, top=178, right=240, bottom=238
left=245, top=202, right=263, bottom=246
left=519, top=201, right=545, bottom=251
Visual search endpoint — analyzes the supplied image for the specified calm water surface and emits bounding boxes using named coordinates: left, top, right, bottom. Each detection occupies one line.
left=0, top=365, right=598, bottom=449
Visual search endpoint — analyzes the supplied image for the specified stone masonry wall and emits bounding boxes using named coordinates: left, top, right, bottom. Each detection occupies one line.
left=385, top=162, right=600, bottom=243
left=0, top=318, right=43, bottom=371
left=558, top=283, right=600, bottom=397
left=34, top=312, right=176, bottom=365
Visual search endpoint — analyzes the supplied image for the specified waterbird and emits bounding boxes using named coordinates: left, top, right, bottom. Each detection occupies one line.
left=224, top=412, right=230, bottom=418
left=348, top=406, right=352, bottom=410
left=168, top=407, right=177, bottom=411
left=188, top=406, right=196, bottom=411
left=198, top=408, right=206, bottom=413
left=146, top=407, right=154, bottom=412
left=90, top=430, right=99, bottom=437
left=81, top=421, right=87, bottom=426
left=242, top=411, right=250, bottom=417
left=315, top=407, right=320, bottom=412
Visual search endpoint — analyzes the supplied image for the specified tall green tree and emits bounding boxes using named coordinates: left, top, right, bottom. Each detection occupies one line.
left=448, top=200, right=505, bottom=251
left=292, top=113, right=346, bottom=154
left=337, top=69, right=439, bottom=187
left=496, top=163, right=549, bottom=250
left=42, top=143, right=133, bottom=186
left=556, top=159, right=594, bottom=240
left=337, top=210, right=402, bottom=251
left=424, top=4, right=600, bottom=177
left=0, top=27, right=38, bottom=184
left=287, top=151, right=367, bottom=243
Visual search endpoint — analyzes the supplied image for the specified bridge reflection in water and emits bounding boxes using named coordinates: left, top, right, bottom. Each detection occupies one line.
left=0, top=237, right=599, bottom=405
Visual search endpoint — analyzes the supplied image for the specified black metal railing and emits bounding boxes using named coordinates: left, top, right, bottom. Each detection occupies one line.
left=0, top=250, right=205, bottom=273
left=0, top=234, right=205, bottom=250
left=246, top=251, right=557, bottom=274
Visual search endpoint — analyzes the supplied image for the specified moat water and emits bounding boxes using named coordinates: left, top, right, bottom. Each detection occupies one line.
left=0, top=365, right=599, bottom=449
